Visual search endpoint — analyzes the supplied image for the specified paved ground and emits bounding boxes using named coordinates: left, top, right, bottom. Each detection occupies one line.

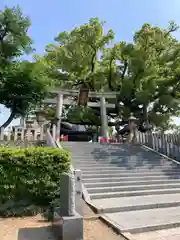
left=133, top=228, right=180, bottom=240
left=82, top=200, right=126, bottom=240
left=104, top=206, right=180, bottom=233
left=0, top=214, right=54, bottom=240
left=0, top=202, right=125, bottom=240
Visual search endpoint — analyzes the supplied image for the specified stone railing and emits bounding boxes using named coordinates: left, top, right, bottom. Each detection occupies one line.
left=46, top=129, right=57, bottom=147
left=137, top=131, right=180, bottom=161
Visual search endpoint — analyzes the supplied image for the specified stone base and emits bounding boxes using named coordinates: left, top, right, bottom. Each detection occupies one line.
left=52, top=211, right=83, bottom=240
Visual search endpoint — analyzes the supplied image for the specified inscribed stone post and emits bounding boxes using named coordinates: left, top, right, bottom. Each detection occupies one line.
left=74, top=169, right=83, bottom=215
left=60, top=170, right=76, bottom=216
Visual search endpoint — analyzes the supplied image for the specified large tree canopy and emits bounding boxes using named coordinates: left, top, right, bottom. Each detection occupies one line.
left=0, top=6, right=52, bottom=129
left=44, top=17, right=114, bottom=90
left=36, top=18, right=180, bottom=130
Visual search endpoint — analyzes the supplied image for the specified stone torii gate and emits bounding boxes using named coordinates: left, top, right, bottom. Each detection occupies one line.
left=44, top=88, right=119, bottom=140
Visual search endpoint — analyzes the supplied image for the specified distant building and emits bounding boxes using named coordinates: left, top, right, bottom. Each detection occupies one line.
left=13, top=115, right=41, bottom=141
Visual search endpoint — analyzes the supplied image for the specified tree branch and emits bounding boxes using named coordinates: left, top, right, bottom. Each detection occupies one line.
left=0, top=110, right=16, bottom=129
left=0, top=101, right=16, bottom=129
left=91, top=52, right=96, bottom=73
left=107, top=58, right=114, bottom=91
left=0, top=24, right=8, bottom=41
left=72, top=80, right=84, bottom=88
left=121, top=60, right=128, bottom=80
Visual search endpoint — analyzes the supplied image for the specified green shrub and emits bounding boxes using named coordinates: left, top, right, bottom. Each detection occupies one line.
left=0, top=146, right=70, bottom=217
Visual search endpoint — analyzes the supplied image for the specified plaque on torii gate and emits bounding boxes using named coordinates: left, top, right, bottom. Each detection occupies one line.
left=77, top=86, right=89, bottom=106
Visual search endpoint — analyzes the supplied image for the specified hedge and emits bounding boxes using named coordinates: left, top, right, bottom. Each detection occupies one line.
left=0, top=146, right=70, bottom=217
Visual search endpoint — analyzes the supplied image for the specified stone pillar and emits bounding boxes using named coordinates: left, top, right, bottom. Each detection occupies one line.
left=20, top=117, right=25, bottom=127
left=40, top=126, right=44, bottom=141
left=26, top=128, right=31, bottom=141
left=33, top=129, right=37, bottom=141
left=21, top=128, right=24, bottom=141
left=7, top=127, right=11, bottom=141
left=56, top=94, right=63, bottom=142
left=100, top=96, right=108, bottom=139
left=14, top=129, right=18, bottom=141
left=0, top=127, right=4, bottom=140
left=52, top=124, right=56, bottom=140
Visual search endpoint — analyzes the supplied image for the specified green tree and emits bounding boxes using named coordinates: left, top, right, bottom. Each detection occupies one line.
left=0, top=6, right=52, bottom=129
left=103, top=21, right=180, bottom=129
left=43, top=19, right=180, bottom=130
left=44, top=17, right=114, bottom=90
left=0, top=61, right=51, bottom=128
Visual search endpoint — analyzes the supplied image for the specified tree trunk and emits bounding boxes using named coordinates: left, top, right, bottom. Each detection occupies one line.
left=0, top=111, right=16, bottom=130
left=143, top=103, right=148, bottom=124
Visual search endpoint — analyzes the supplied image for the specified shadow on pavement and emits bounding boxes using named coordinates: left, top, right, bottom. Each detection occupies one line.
left=91, top=143, right=180, bottom=174
left=18, top=226, right=55, bottom=240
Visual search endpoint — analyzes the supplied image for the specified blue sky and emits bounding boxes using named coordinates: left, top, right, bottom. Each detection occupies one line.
left=1, top=0, right=180, bottom=126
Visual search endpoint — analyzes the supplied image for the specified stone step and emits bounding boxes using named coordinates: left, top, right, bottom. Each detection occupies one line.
left=82, top=171, right=178, bottom=178
left=72, top=152, right=109, bottom=154
left=74, top=160, right=174, bottom=165
left=72, top=159, right=176, bottom=165
left=83, top=175, right=172, bottom=183
left=72, top=157, right=111, bottom=160
left=72, top=153, right=109, bottom=155
left=84, top=179, right=180, bottom=188
left=72, top=159, right=112, bottom=162
left=92, top=193, right=180, bottom=213
left=81, top=168, right=178, bottom=174
left=72, top=155, right=173, bottom=158
left=87, top=183, right=180, bottom=194
left=76, top=163, right=174, bottom=169
left=72, top=155, right=162, bottom=158
left=65, top=146, right=106, bottom=149
left=80, top=168, right=176, bottom=173
left=104, top=206, right=180, bottom=233
left=76, top=165, right=176, bottom=170
left=90, top=188, right=180, bottom=199
left=79, top=167, right=175, bottom=172
left=67, top=149, right=105, bottom=152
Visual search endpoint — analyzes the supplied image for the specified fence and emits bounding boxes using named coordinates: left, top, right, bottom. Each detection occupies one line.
left=137, top=132, right=180, bottom=161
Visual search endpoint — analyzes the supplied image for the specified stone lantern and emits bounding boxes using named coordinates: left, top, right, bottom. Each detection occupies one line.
left=128, top=113, right=137, bottom=122
left=35, top=109, right=47, bottom=124
left=25, top=119, right=34, bottom=141
left=127, top=113, right=138, bottom=143
left=35, top=110, right=46, bottom=140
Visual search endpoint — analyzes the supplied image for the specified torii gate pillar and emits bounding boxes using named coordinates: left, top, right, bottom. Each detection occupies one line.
left=56, top=93, right=63, bottom=141
left=100, top=96, right=109, bottom=139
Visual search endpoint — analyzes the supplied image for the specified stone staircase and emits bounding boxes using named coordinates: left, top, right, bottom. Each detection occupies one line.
left=62, top=141, right=180, bottom=234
